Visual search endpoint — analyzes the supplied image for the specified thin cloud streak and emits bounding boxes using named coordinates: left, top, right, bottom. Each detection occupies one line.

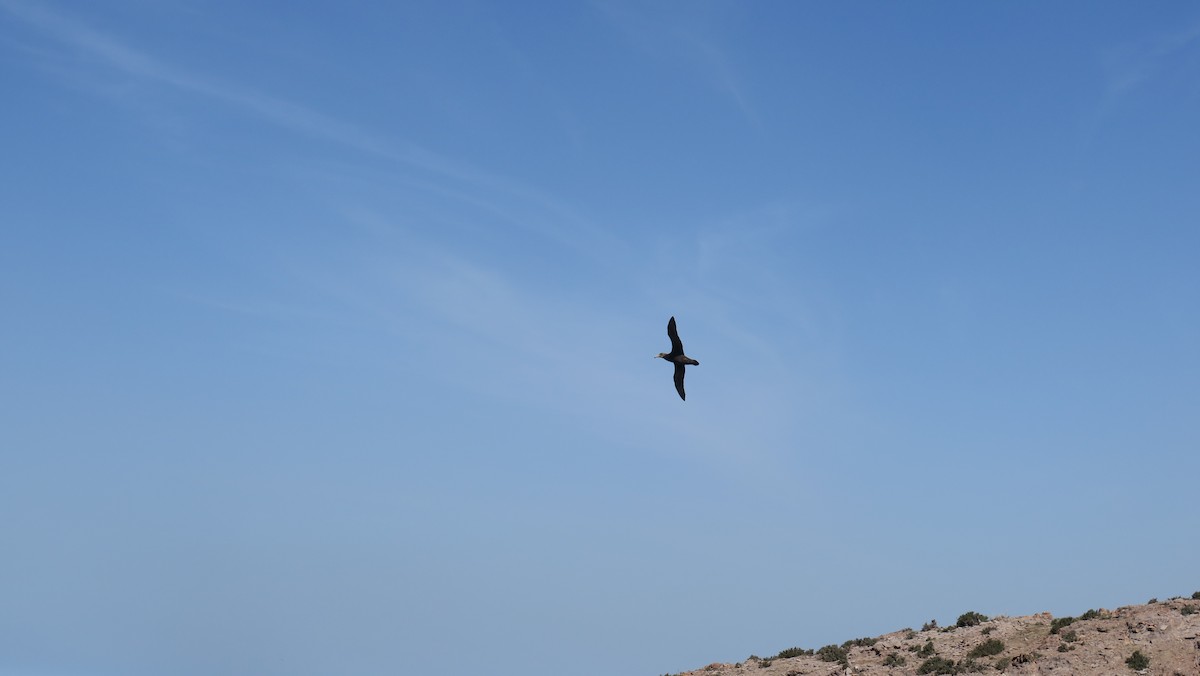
left=0, top=1, right=396, bottom=157
left=0, top=0, right=621, bottom=261
left=1080, top=19, right=1200, bottom=146
left=0, top=0, right=163, bottom=77
left=253, top=209, right=810, bottom=468
left=1104, top=20, right=1200, bottom=95
left=5, top=0, right=837, bottom=469
left=591, top=0, right=761, bottom=128
left=682, top=31, right=762, bottom=130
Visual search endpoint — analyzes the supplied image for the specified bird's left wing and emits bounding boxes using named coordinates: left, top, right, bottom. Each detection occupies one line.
left=667, top=316, right=684, bottom=356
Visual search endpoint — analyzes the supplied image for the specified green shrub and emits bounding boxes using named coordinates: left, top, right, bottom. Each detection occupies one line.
left=774, top=647, right=811, bottom=659
left=1181, top=605, right=1198, bottom=616
left=958, top=658, right=986, bottom=673
left=1147, top=597, right=1158, bottom=604
left=905, top=629, right=918, bottom=640
left=816, top=645, right=848, bottom=666
left=922, top=619, right=938, bottom=631
left=1001, top=652, right=1037, bottom=670
left=1079, top=609, right=1101, bottom=620
left=916, top=656, right=957, bottom=674
left=842, top=636, right=877, bottom=648
left=1125, top=650, right=1149, bottom=670
left=968, top=639, right=1004, bottom=659
left=1192, top=591, right=1200, bottom=600
left=1061, top=630, right=1078, bottom=642
left=981, top=626, right=994, bottom=635
left=956, top=611, right=988, bottom=627
left=1049, top=617, right=1075, bottom=634
left=759, top=659, right=772, bottom=668
left=918, top=640, right=936, bottom=657
left=883, top=652, right=907, bottom=667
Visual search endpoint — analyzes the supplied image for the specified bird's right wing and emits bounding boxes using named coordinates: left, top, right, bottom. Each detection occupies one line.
left=667, top=316, right=684, bottom=356
left=673, top=362, right=687, bottom=401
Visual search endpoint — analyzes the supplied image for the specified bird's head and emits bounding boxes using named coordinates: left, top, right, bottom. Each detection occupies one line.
left=654, top=352, right=669, bottom=360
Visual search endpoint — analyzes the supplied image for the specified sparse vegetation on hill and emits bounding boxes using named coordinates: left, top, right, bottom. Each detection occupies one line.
left=966, top=638, right=1003, bottom=659
left=1125, top=649, right=1149, bottom=670
left=665, top=591, right=1200, bottom=676
left=1049, top=616, right=1075, bottom=634
left=815, top=644, right=848, bottom=667
left=955, top=611, right=987, bottom=627
left=915, top=656, right=956, bottom=674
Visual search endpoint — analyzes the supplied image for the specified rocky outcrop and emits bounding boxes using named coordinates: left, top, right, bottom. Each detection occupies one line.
left=670, top=596, right=1200, bottom=676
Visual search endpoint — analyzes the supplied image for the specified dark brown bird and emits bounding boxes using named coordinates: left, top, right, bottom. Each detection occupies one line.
left=655, top=316, right=700, bottom=400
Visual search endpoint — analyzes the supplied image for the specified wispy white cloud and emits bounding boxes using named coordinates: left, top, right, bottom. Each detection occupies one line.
left=1081, top=19, right=1200, bottom=144
left=0, top=1, right=392, bottom=154
left=1103, top=20, right=1200, bottom=95
left=244, top=203, right=826, bottom=470
left=3, top=1, right=839, bottom=468
left=0, top=0, right=621, bottom=260
left=679, top=30, right=761, bottom=130
left=0, top=0, right=163, bottom=76
left=590, top=0, right=760, bottom=129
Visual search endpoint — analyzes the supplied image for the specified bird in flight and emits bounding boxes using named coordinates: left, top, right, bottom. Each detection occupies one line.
left=655, top=316, right=700, bottom=401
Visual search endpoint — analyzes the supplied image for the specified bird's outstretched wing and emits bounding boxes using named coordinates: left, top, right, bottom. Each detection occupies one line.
left=667, top=316, right=684, bottom=357
left=673, top=362, right=687, bottom=401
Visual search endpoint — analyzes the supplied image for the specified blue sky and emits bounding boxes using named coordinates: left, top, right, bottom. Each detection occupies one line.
left=2, top=2, right=1199, bottom=675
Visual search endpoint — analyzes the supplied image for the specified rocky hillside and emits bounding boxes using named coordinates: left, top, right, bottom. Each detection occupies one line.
left=668, top=594, right=1200, bottom=676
